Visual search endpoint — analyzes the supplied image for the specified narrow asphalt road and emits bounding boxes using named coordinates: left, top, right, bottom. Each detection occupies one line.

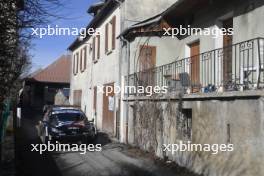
left=16, top=108, right=201, bottom=176
left=15, top=108, right=62, bottom=176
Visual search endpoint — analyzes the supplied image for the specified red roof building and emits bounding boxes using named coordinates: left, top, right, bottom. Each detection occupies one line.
left=23, top=55, right=71, bottom=108
left=27, top=55, right=71, bottom=84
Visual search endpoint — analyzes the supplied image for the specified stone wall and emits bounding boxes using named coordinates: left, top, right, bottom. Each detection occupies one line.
left=127, top=92, right=264, bottom=176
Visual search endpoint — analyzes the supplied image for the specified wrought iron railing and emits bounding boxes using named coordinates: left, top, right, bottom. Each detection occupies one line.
left=126, top=38, right=264, bottom=96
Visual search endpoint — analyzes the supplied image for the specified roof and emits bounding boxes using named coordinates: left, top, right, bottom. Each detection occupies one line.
left=26, top=68, right=43, bottom=78
left=119, top=0, right=211, bottom=39
left=118, top=13, right=163, bottom=39
left=27, top=55, right=71, bottom=84
left=68, top=0, right=121, bottom=51
left=87, top=1, right=106, bottom=15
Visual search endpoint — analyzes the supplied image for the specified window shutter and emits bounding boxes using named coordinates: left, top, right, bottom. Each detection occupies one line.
left=105, top=23, right=109, bottom=53
left=97, top=35, right=100, bottom=60
left=93, top=86, right=97, bottom=112
left=112, top=16, right=116, bottom=50
left=76, top=52, right=79, bottom=73
left=80, top=50, right=83, bottom=72
left=73, top=54, right=76, bottom=75
left=84, top=46, right=87, bottom=70
left=92, top=37, right=96, bottom=62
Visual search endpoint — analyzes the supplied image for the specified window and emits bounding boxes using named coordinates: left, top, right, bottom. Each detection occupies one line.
left=105, top=16, right=116, bottom=54
left=73, top=53, right=79, bottom=75
left=80, top=46, right=87, bottom=72
left=92, top=35, right=100, bottom=62
left=178, top=109, right=192, bottom=140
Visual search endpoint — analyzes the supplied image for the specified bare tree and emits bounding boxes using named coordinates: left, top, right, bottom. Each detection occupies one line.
left=0, top=0, right=63, bottom=162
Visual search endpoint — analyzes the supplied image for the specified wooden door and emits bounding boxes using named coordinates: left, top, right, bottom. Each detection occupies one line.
left=223, top=18, right=233, bottom=85
left=190, top=42, right=200, bottom=92
left=102, top=83, right=115, bottom=134
left=139, top=46, right=156, bottom=87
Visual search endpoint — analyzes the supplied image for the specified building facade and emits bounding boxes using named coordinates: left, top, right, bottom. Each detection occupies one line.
left=119, top=0, right=264, bottom=176
left=23, top=55, right=71, bottom=108
left=68, top=0, right=177, bottom=137
left=68, top=0, right=264, bottom=175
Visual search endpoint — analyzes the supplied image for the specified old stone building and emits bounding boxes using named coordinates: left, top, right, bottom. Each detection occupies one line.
left=119, top=0, right=264, bottom=175
left=68, top=0, right=177, bottom=137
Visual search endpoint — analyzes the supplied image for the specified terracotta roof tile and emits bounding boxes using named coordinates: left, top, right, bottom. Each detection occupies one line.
left=32, top=55, right=71, bottom=83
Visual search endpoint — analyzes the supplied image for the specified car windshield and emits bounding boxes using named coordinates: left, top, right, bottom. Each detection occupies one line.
left=51, top=110, right=85, bottom=122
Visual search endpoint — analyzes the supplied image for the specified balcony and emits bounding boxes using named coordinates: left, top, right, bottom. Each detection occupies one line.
left=125, top=38, right=264, bottom=96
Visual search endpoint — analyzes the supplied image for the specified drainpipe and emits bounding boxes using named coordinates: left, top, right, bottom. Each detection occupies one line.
left=120, top=36, right=130, bottom=143
left=117, top=0, right=123, bottom=140
left=116, top=0, right=128, bottom=142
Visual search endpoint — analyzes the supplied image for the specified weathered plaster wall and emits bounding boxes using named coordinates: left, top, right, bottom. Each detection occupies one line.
left=127, top=94, right=264, bottom=176
left=123, top=0, right=177, bottom=27
left=70, top=8, right=121, bottom=132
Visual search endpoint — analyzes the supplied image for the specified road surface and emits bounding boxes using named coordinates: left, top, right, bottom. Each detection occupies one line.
left=15, top=108, right=201, bottom=176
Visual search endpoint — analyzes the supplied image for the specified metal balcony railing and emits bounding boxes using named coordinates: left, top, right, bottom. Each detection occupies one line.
left=126, top=38, right=264, bottom=96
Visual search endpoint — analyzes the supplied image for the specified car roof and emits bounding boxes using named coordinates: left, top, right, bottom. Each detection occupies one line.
left=52, top=106, right=80, bottom=111
left=51, top=109, right=83, bottom=115
left=49, top=106, right=84, bottom=115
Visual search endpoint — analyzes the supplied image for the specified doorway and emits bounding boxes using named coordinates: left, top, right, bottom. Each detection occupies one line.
left=138, top=45, right=156, bottom=88
left=102, top=83, right=115, bottom=135
left=190, top=41, right=200, bottom=92
left=223, top=18, right=233, bottom=86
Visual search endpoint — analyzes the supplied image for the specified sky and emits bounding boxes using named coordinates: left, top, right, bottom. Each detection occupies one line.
left=30, top=0, right=99, bottom=71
